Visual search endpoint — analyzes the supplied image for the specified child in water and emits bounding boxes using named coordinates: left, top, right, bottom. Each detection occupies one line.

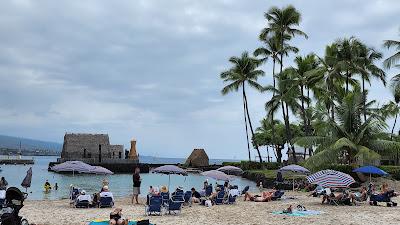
left=44, top=180, right=52, bottom=192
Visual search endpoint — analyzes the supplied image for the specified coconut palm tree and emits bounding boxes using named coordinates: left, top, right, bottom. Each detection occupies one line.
left=220, top=52, right=265, bottom=162
left=356, top=44, right=386, bottom=121
left=383, top=31, right=400, bottom=92
left=383, top=31, right=400, bottom=69
left=296, top=91, right=400, bottom=170
left=260, top=5, right=308, bottom=78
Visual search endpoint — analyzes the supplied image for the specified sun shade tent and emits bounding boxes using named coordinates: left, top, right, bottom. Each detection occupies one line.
left=278, top=164, right=310, bottom=191
left=201, top=170, right=233, bottom=182
left=151, top=165, right=188, bottom=192
left=307, top=170, right=355, bottom=188
left=89, top=166, right=114, bottom=175
left=217, top=166, right=243, bottom=175
left=353, top=165, right=388, bottom=182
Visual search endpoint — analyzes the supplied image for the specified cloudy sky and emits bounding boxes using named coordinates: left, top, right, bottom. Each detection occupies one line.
left=0, top=0, right=399, bottom=160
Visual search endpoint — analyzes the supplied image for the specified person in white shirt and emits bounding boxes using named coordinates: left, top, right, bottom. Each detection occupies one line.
left=76, top=190, right=92, bottom=203
left=100, top=186, right=115, bottom=202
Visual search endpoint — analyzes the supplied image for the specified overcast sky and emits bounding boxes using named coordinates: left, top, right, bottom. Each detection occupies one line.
left=0, top=0, right=399, bottom=160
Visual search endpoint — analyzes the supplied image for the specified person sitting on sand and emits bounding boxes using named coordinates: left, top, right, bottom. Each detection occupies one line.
left=76, top=190, right=92, bottom=204
left=191, top=187, right=201, bottom=203
left=322, top=189, right=356, bottom=205
left=100, top=186, right=115, bottom=202
left=109, top=208, right=126, bottom=225
left=354, top=186, right=368, bottom=202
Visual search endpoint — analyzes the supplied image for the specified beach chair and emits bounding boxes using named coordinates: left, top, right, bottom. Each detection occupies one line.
left=271, top=190, right=285, bottom=201
left=370, top=190, right=398, bottom=207
left=160, top=192, right=170, bottom=206
left=75, top=199, right=90, bottom=208
left=99, top=196, right=114, bottom=208
left=215, top=191, right=225, bottom=205
left=323, top=188, right=340, bottom=206
left=145, top=195, right=163, bottom=216
left=227, top=194, right=237, bottom=204
left=205, top=185, right=213, bottom=197
left=184, top=191, right=192, bottom=206
left=168, top=195, right=184, bottom=214
left=217, top=184, right=224, bottom=191
left=241, top=186, right=249, bottom=195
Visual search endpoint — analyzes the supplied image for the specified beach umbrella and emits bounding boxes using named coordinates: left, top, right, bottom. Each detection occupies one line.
left=89, top=166, right=114, bottom=175
left=151, top=165, right=187, bottom=192
left=278, top=164, right=310, bottom=191
left=353, top=166, right=388, bottom=182
left=201, top=170, right=233, bottom=182
left=51, top=161, right=93, bottom=175
left=21, top=167, right=32, bottom=192
left=307, top=170, right=355, bottom=189
left=217, top=166, right=243, bottom=175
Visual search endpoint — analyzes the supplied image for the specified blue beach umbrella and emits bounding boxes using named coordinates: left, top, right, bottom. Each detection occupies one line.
left=353, top=166, right=388, bottom=182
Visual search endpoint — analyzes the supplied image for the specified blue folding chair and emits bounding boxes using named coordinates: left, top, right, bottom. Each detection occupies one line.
left=184, top=191, right=192, bottom=205
left=215, top=191, right=225, bottom=205
left=227, top=194, right=237, bottom=204
left=146, top=195, right=163, bottom=216
left=205, top=185, right=213, bottom=197
left=168, top=195, right=184, bottom=214
left=75, top=200, right=90, bottom=208
left=99, top=196, right=114, bottom=208
left=241, top=186, right=249, bottom=195
left=160, top=192, right=170, bottom=206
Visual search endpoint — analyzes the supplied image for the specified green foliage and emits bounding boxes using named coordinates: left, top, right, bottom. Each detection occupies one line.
left=222, top=161, right=281, bottom=170
left=304, top=163, right=354, bottom=174
left=379, top=165, right=400, bottom=180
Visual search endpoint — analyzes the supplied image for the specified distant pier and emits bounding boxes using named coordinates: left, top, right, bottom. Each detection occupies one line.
left=0, top=159, right=34, bottom=165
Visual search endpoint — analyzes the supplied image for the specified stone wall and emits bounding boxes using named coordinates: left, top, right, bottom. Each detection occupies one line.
left=61, top=133, right=123, bottom=163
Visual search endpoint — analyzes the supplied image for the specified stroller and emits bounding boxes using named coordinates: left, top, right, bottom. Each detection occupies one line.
left=0, top=187, right=29, bottom=225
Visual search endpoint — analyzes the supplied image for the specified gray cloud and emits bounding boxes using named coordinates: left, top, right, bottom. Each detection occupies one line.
left=0, top=0, right=399, bottom=159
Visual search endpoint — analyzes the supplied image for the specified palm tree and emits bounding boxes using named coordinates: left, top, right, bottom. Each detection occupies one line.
left=357, top=44, right=386, bottom=121
left=296, top=92, right=400, bottom=170
left=383, top=31, right=400, bottom=92
left=381, top=88, right=400, bottom=140
left=383, top=31, right=400, bottom=69
left=220, top=52, right=265, bottom=162
left=260, top=5, right=308, bottom=78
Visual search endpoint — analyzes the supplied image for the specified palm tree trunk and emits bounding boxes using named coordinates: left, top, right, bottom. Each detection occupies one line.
left=346, top=70, right=349, bottom=93
left=391, top=105, right=398, bottom=141
left=242, top=86, right=251, bottom=161
left=266, top=146, right=270, bottom=162
left=285, top=102, right=297, bottom=164
left=243, top=86, right=263, bottom=163
left=271, top=57, right=277, bottom=162
left=362, top=78, right=367, bottom=122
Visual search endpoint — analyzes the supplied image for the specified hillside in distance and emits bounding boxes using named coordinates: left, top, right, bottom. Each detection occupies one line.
left=0, top=134, right=62, bottom=152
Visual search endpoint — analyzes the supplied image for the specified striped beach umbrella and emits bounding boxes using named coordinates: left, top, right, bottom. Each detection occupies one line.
left=306, top=170, right=355, bottom=188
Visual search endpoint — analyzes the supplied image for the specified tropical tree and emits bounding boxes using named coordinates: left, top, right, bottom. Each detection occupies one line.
left=220, top=52, right=265, bottom=162
left=383, top=31, right=400, bottom=91
left=296, top=92, right=400, bottom=170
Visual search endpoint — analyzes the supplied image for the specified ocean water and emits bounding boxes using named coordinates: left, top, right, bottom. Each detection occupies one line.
left=0, top=156, right=256, bottom=200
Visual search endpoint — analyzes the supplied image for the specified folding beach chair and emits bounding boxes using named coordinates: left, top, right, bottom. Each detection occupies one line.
left=99, top=196, right=114, bottom=208
left=271, top=190, right=285, bottom=201
left=241, top=186, right=249, bottom=195
left=160, top=192, right=170, bottom=206
left=184, top=191, right=192, bottom=206
left=205, top=185, right=213, bottom=197
left=75, top=199, right=90, bottom=208
left=145, top=195, right=163, bottom=216
left=215, top=190, right=225, bottom=205
left=168, top=195, right=184, bottom=214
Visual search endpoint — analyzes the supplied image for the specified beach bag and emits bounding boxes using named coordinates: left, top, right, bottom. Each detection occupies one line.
left=205, top=200, right=212, bottom=207
left=136, top=219, right=150, bottom=225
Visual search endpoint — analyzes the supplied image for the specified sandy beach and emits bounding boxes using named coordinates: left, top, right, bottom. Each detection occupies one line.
left=21, top=189, right=400, bottom=225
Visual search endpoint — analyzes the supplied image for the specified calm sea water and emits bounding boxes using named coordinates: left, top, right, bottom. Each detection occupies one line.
left=0, top=156, right=256, bottom=200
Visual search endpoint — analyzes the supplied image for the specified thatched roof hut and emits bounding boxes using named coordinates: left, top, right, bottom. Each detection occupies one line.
left=185, top=149, right=209, bottom=167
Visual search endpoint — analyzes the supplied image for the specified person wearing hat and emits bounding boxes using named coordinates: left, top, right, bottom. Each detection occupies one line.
left=76, top=190, right=92, bottom=204
left=100, top=186, right=115, bottom=202
left=160, top=186, right=168, bottom=194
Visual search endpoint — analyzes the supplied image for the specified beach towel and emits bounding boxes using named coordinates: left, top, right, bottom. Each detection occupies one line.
left=272, top=210, right=322, bottom=217
left=88, top=220, right=154, bottom=225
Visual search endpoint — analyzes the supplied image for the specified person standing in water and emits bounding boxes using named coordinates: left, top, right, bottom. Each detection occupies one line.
left=0, top=177, right=8, bottom=190
left=132, top=167, right=141, bottom=204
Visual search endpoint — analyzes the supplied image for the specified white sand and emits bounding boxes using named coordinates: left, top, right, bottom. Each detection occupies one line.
left=21, top=191, right=400, bottom=225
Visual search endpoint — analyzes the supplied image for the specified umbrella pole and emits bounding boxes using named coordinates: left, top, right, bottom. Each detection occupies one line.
left=168, top=174, right=171, bottom=194
left=370, top=173, right=372, bottom=182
